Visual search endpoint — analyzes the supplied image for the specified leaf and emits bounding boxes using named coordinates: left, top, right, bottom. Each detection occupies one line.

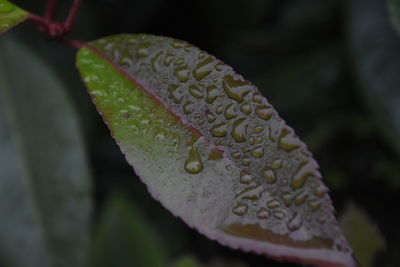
left=0, top=36, right=92, bottom=267
left=76, top=34, right=357, bottom=267
left=389, top=0, right=400, bottom=34
left=348, top=0, right=400, bottom=158
left=340, top=202, right=385, bottom=267
left=90, top=193, right=168, bottom=267
left=0, top=0, right=28, bottom=35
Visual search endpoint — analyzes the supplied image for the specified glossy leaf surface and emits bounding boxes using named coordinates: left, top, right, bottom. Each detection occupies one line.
left=77, top=34, right=356, bottom=267
left=0, top=0, right=28, bottom=35
left=0, top=37, right=92, bottom=267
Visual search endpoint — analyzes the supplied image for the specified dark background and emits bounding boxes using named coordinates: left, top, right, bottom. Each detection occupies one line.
left=8, top=0, right=400, bottom=266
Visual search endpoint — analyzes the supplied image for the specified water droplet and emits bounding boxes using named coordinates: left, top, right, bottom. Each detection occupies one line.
left=211, top=122, right=228, bottom=137
left=224, top=103, right=238, bottom=120
left=252, top=92, right=263, bottom=103
left=278, top=128, right=301, bottom=153
left=242, top=156, right=250, bottom=166
left=174, top=58, right=186, bottom=66
left=249, top=136, right=255, bottom=145
left=263, top=167, right=276, bottom=184
left=237, top=184, right=264, bottom=200
left=164, top=53, right=175, bottom=66
left=231, top=151, right=241, bottom=159
left=184, top=144, right=204, bottom=174
left=168, top=84, right=183, bottom=103
left=255, top=105, right=273, bottom=120
left=255, top=136, right=263, bottom=144
left=291, top=161, right=314, bottom=190
left=197, top=119, right=205, bottom=126
left=287, top=212, right=303, bottom=231
left=215, top=62, right=224, bottom=71
left=172, top=40, right=186, bottom=48
left=183, top=101, right=194, bottom=114
left=253, top=125, right=263, bottom=134
left=240, top=171, right=253, bottom=184
left=223, top=75, right=251, bottom=103
left=251, top=146, right=264, bottom=158
left=174, top=66, right=189, bottom=82
left=308, top=199, right=321, bottom=212
left=151, top=51, right=163, bottom=73
left=240, top=102, right=252, bottom=114
left=280, top=192, right=292, bottom=207
left=193, top=57, right=214, bottom=81
left=232, top=118, right=248, bottom=143
left=205, top=110, right=217, bottom=123
left=273, top=210, right=285, bottom=220
left=267, top=199, right=280, bottom=209
left=257, top=208, right=271, bottom=219
left=136, top=42, right=150, bottom=57
left=314, top=184, right=326, bottom=198
left=272, top=159, right=282, bottom=169
left=294, top=191, right=308, bottom=206
left=216, top=105, right=224, bottom=114
left=232, top=203, right=248, bottom=216
left=242, top=147, right=250, bottom=153
left=189, top=84, right=204, bottom=99
left=206, top=85, right=220, bottom=104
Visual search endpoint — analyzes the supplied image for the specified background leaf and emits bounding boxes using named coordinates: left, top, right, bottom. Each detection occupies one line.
left=348, top=0, right=400, bottom=159
left=90, top=192, right=168, bottom=267
left=340, top=202, right=385, bottom=267
left=0, top=0, right=28, bottom=35
left=0, top=36, right=92, bottom=267
left=388, top=0, right=400, bottom=34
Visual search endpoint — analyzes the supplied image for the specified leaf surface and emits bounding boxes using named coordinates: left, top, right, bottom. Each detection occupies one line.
left=0, top=36, right=92, bottom=267
left=0, top=0, right=28, bottom=35
left=77, top=34, right=357, bottom=267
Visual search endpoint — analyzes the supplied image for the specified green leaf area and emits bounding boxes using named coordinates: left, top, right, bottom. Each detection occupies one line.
left=77, top=34, right=357, bottom=267
left=0, top=36, right=92, bottom=267
left=0, top=0, right=28, bottom=35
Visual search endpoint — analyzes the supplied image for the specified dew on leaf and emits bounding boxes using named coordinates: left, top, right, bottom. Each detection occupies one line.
left=278, top=128, right=301, bottom=153
left=193, top=57, right=214, bottom=81
left=240, top=102, right=252, bottom=114
left=206, top=85, right=220, bottom=104
left=224, top=103, right=238, bottom=120
left=272, top=159, right=283, bottom=169
left=232, top=118, right=247, bottom=143
left=287, top=212, right=303, bottom=231
left=189, top=84, right=204, bottom=99
left=252, top=92, right=263, bottom=103
left=291, top=161, right=314, bottom=190
left=267, top=199, right=281, bottom=209
left=232, top=203, right=248, bottom=216
left=223, top=75, right=251, bottom=103
left=242, top=156, right=250, bottom=166
left=240, top=171, right=253, bottom=185
left=205, top=110, right=217, bottom=123
left=257, top=208, right=271, bottom=219
left=174, top=66, right=189, bottom=82
left=255, top=105, right=273, bottom=120
left=184, top=144, right=204, bottom=174
left=211, top=122, right=228, bottom=137
left=273, top=210, right=285, bottom=220
left=251, top=145, right=264, bottom=158
left=237, top=184, right=264, bottom=200
left=263, top=167, right=276, bottom=184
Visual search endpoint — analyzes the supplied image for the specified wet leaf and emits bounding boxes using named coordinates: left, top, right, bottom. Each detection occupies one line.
left=389, top=0, right=400, bottom=34
left=90, top=193, right=168, bottom=267
left=340, top=202, right=385, bottom=267
left=0, top=36, right=92, bottom=267
left=0, top=0, right=28, bottom=35
left=77, top=34, right=357, bottom=267
left=348, top=0, right=400, bottom=158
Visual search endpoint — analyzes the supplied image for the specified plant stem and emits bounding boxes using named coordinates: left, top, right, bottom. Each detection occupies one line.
left=44, top=0, right=57, bottom=20
left=64, top=0, right=81, bottom=33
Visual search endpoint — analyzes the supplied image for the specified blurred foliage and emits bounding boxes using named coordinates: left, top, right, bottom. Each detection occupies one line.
left=1, top=0, right=400, bottom=266
left=340, top=202, right=385, bottom=267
